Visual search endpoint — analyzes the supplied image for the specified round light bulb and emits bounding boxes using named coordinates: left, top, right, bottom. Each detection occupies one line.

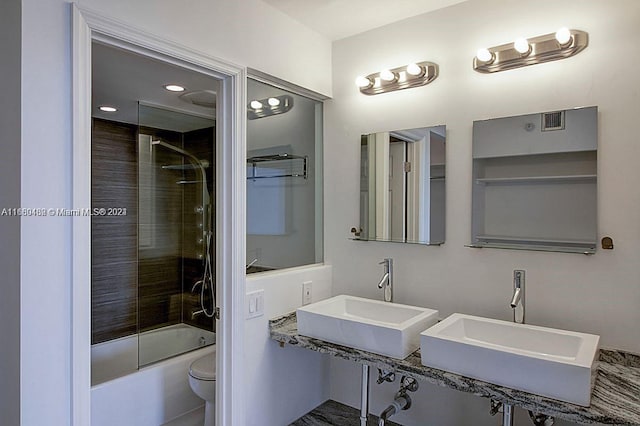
left=99, top=106, right=117, bottom=112
left=267, top=97, right=281, bottom=107
left=406, top=63, right=423, bottom=76
left=164, top=84, right=186, bottom=92
left=476, top=48, right=493, bottom=63
left=379, top=69, right=396, bottom=82
left=355, top=76, right=372, bottom=88
left=555, top=27, right=572, bottom=45
left=250, top=100, right=263, bottom=109
left=513, top=38, right=531, bottom=54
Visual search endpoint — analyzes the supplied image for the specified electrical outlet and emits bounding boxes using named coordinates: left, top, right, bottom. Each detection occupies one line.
left=302, top=281, right=312, bottom=305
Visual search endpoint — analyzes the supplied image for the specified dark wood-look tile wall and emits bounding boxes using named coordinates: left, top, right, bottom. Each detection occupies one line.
left=91, top=118, right=138, bottom=344
left=91, top=119, right=216, bottom=344
left=182, top=127, right=215, bottom=330
left=138, top=256, right=182, bottom=331
left=138, top=133, right=186, bottom=332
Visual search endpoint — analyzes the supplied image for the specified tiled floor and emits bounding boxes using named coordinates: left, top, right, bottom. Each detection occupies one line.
left=162, top=406, right=205, bottom=426
left=163, top=400, right=401, bottom=426
left=291, top=400, right=400, bottom=426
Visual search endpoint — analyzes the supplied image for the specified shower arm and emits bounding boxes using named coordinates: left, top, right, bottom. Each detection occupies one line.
left=151, top=140, right=211, bottom=237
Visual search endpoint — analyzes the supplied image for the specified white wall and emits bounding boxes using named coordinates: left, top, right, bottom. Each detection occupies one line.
left=245, top=265, right=332, bottom=426
left=76, top=0, right=332, bottom=97
left=0, top=1, right=21, bottom=425
left=21, top=0, right=73, bottom=423
left=325, top=0, right=640, bottom=424
left=19, top=1, right=331, bottom=424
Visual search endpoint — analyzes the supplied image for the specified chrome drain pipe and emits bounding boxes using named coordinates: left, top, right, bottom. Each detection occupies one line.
left=360, top=364, right=370, bottom=426
left=503, top=403, right=514, bottom=426
left=378, top=376, right=418, bottom=426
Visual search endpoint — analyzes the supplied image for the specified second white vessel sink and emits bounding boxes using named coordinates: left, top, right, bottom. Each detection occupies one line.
left=297, top=295, right=439, bottom=359
left=420, top=313, right=600, bottom=406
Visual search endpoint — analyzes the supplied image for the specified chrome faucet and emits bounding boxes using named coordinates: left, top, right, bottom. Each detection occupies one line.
left=501, top=270, right=526, bottom=426
left=510, top=270, right=525, bottom=324
left=246, top=258, right=258, bottom=270
left=378, top=258, right=393, bottom=302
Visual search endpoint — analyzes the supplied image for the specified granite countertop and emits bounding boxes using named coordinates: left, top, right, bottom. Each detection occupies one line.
left=270, top=312, right=640, bottom=425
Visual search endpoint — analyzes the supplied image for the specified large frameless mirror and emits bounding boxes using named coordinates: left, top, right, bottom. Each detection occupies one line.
left=245, top=78, right=324, bottom=272
left=355, top=125, right=446, bottom=245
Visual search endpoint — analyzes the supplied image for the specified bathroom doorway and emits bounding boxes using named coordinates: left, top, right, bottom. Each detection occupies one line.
left=73, top=7, right=247, bottom=424
left=90, top=42, right=219, bottom=383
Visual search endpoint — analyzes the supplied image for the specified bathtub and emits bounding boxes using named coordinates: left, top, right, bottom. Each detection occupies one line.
left=92, top=323, right=216, bottom=385
left=91, top=324, right=216, bottom=426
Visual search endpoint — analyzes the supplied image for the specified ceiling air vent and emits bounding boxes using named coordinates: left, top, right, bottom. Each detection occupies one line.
left=541, top=111, right=565, bottom=131
left=179, top=90, right=217, bottom=109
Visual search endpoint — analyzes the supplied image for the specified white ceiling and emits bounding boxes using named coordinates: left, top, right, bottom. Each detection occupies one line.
left=92, top=42, right=218, bottom=132
left=262, top=0, right=469, bottom=41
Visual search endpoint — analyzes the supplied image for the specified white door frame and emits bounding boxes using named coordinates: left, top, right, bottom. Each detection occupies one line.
left=72, top=5, right=246, bottom=425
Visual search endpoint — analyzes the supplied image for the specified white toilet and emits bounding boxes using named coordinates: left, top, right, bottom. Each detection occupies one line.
left=188, top=349, right=216, bottom=426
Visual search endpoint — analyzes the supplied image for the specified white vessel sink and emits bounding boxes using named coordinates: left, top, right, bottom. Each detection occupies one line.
left=420, top=313, right=600, bottom=406
left=297, top=295, right=439, bottom=359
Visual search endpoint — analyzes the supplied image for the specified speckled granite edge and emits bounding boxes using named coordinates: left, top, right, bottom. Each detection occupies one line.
left=270, top=312, right=640, bottom=426
left=599, top=347, right=640, bottom=367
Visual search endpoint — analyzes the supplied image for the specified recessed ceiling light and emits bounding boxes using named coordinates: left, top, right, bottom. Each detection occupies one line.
left=99, top=106, right=117, bottom=112
left=164, top=84, right=186, bottom=92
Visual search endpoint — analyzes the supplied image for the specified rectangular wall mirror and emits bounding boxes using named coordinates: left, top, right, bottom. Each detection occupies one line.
left=356, top=125, right=446, bottom=245
left=470, top=106, right=598, bottom=254
left=246, top=77, right=324, bottom=272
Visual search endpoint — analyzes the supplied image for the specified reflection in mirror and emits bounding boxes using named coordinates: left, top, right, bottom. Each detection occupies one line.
left=246, top=78, right=324, bottom=272
left=357, top=126, right=445, bottom=245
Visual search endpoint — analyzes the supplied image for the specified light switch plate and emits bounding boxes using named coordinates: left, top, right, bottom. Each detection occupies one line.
left=302, top=281, right=312, bottom=305
left=246, top=289, right=264, bottom=319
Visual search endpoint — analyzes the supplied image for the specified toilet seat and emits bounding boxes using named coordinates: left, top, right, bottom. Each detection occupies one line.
left=189, top=352, right=216, bottom=381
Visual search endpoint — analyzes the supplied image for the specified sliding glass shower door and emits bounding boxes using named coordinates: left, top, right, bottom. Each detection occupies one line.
left=137, top=104, right=217, bottom=367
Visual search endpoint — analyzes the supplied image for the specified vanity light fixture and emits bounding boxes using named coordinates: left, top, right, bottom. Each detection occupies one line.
left=406, top=63, right=423, bottom=76
left=355, top=76, right=374, bottom=89
left=476, top=48, right=494, bottom=63
left=356, top=61, right=439, bottom=95
left=99, top=105, right=117, bottom=112
left=379, top=69, right=397, bottom=82
left=474, top=28, right=588, bottom=73
left=248, top=94, right=293, bottom=120
left=513, top=37, right=531, bottom=55
left=555, top=27, right=572, bottom=46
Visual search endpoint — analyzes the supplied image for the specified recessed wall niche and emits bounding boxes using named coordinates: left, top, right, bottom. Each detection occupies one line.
left=470, top=106, right=598, bottom=254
